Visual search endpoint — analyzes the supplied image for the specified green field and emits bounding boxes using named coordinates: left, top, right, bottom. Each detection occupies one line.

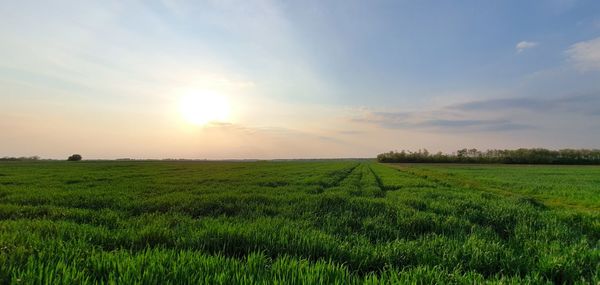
left=0, top=161, right=598, bottom=284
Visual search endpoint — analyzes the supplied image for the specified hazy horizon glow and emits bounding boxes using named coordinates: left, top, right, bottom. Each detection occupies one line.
left=1, top=1, right=600, bottom=159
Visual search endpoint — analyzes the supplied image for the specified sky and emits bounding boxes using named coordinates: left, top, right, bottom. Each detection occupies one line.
left=1, top=0, right=600, bottom=159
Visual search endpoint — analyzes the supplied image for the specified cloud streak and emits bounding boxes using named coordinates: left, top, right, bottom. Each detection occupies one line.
left=452, top=94, right=600, bottom=115
left=516, top=41, right=538, bottom=53
left=355, top=113, right=533, bottom=132
left=354, top=110, right=534, bottom=133
left=566, top=37, right=600, bottom=71
left=354, top=93, right=600, bottom=133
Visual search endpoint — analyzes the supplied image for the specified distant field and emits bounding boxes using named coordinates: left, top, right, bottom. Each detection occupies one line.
left=0, top=161, right=598, bottom=284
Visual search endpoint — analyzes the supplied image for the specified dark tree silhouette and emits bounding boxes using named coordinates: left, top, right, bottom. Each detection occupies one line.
left=377, top=148, right=600, bottom=165
left=67, top=154, right=82, bottom=161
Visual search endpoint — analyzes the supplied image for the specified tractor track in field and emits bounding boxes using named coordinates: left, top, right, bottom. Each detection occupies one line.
left=315, top=163, right=361, bottom=190
left=367, top=165, right=385, bottom=192
left=388, top=163, right=527, bottom=195
left=384, top=163, right=600, bottom=213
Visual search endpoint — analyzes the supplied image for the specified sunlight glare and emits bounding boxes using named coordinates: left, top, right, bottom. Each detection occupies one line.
left=179, top=91, right=230, bottom=126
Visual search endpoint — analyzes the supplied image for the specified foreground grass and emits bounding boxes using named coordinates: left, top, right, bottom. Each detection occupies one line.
left=0, top=161, right=598, bottom=284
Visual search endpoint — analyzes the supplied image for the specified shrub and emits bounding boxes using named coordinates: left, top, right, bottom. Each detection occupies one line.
left=67, top=154, right=82, bottom=161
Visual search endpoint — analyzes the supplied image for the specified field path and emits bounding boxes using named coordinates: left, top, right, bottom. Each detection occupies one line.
left=383, top=163, right=600, bottom=213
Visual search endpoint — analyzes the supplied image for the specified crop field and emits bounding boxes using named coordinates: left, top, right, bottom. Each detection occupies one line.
left=0, top=161, right=598, bottom=284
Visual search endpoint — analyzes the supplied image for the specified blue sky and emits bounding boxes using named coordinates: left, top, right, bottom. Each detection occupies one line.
left=1, top=0, right=600, bottom=159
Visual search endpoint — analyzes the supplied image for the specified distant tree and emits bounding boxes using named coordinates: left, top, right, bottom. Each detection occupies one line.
left=67, top=154, right=82, bottom=161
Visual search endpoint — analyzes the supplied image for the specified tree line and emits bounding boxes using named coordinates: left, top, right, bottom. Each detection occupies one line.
left=377, top=148, right=600, bottom=164
left=0, top=156, right=40, bottom=161
left=1, top=154, right=82, bottom=161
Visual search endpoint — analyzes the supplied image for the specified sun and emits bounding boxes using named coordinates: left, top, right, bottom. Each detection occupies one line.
left=179, top=91, right=230, bottom=126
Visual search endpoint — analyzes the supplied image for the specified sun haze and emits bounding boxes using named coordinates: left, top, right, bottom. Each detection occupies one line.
left=179, top=91, right=230, bottom=126
left=1, top=1, right=600, bottom=159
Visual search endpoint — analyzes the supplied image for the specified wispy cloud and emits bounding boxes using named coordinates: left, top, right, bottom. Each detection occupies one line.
left=452, top=94, right=600, bottom=115
left=354, top=94, right=600, bottom=133
left=516, top=41, right=538, bottom=53
left=566, top=37, right=600, bottom=71
left=353, top=109, right=534, bottom=132
left=338, top=130, right=365, bottom=135
left=204, top=122, right=345, bottom=144
left=452, top=97, right=544, bottom=111
left=417, top=119, right=532, bottom=131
